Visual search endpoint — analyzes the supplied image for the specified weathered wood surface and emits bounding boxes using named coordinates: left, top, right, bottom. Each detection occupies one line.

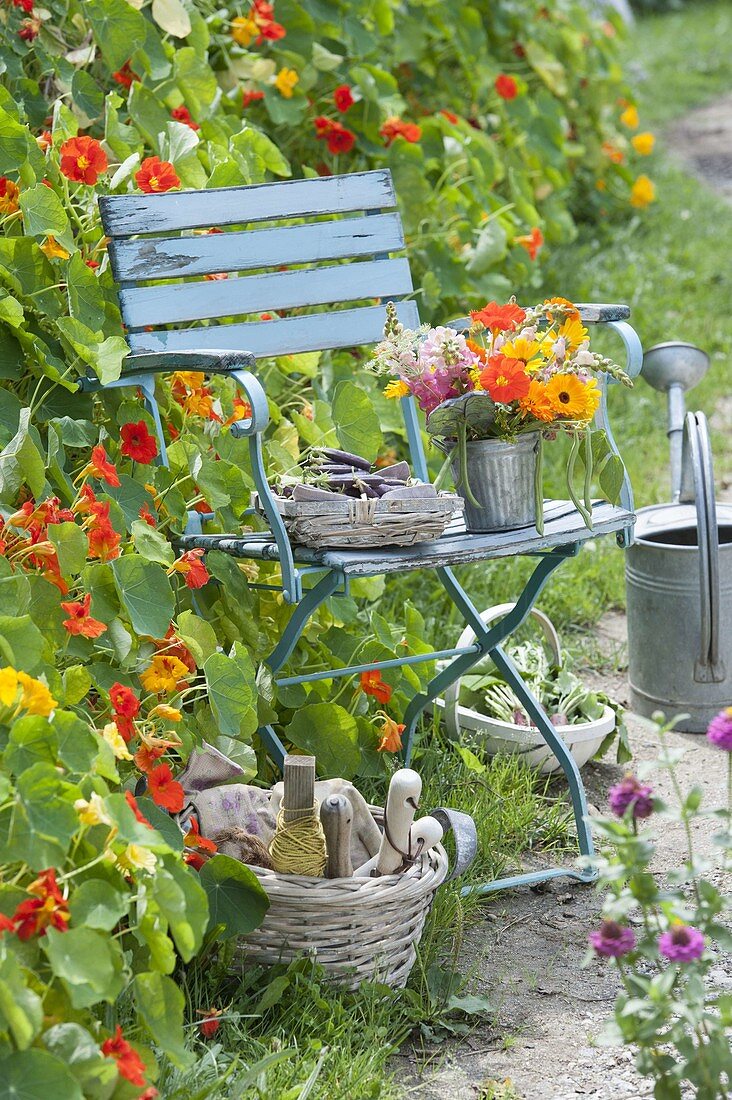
left=177, top=500, right=635, bottom=575
left=282, top=755, right=316, bottom=819
left=100, top=170, right=396, bottom=236
left=119, top=257, right=413, bottom=329
left=109, top=212, right=405, bottom=281
left=320, top=795, right=354, bottom=879
left=126, top=300, right=421, bottom=356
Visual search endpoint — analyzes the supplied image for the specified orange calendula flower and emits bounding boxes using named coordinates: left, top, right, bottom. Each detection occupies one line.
left=620, top=105, right=639, bottom=129
left=470, top=301, right=526, bottom=333
left=135, top=156, right=180, bottom=194
left=59, top=136, right=108, bottom=185
left=169, top=548, right=210, bottom=589
left=83, top=445, right=120, bottom=487
left=274, top=68, right=299, bottom=98
left=377, top=715, right=405, bottom=753
left=101, top=1027, right=147, bottom=1087
left=40, top=235, right=70, bottom=261
left=545, top=374, right=597, bottom=420
left=630, top=175, right=656, bottom=208
left=515, top=227, right=543, bottom=261
left=0, top=177, right=20, bottom=215
left=384, top=379, right=410, bottom=399
left=147, top=762, right=185, bottom=813
left=479, top=356, right=531, bottom=403
left=631, top=132, right=655, bottom=156
left=61, top=593, right=107, bottom=638
left=379, top=117, right=421, bottom=145
left=520, top=379, right=556, bottom=423
left=359, top=669, right=392, bottom=705
left=544, top=296, right=580, bottom=322
left=140, top=654, right=191, bottom=695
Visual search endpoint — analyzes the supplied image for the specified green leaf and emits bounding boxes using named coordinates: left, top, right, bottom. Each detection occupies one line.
left=525, top=41, right=568, bottom=97
left=67, top=252, right=107, bottom=331
left=0, top=107, right=28, bottom=171
left=152, top=0, right=192, bottom=38
left=286, top=703, right=361, bottom=778
left=131, top=518, right=174, bottom=565
left=85, top=0, right=148, bottom=70
left=69, top=879, right=129, bottom=931
left=0, top=406, right=46, bottom=503
left=0, top=612, right=47, bottom=672
left=5, top=715, right=57, bottom=775
left=176, top=609, right=218, bottom=665
left=0, top=951, right=43, bottom=1051
left=48, top=521, right=89, bottom=578
left=42, top=926, right=126, bottom=1009
left=70, top=71, right=105, bottom=121
left=466, top=219, right=508, bottom=275
left=43, top=1023, right=118, bottom=1095
left=199, top=853, right=269, bottom=937
left=128, top=82, right=172, bottom=149
left=599, top=453, right=625, bottom=505
left=134, top=971, right=193, bottom=1068
left=203, top=645, right=258, bottom=739
left=331, top=381, right=382, bottom=462
left=55, top=318, right=128, bottom=385
left=173, top=47, right=219, bottom=120
left=112, top=556, right=175, bottom=637
left=19, top=184, right=70, bottom=241
left=1, top=1050, right=83, bottom=1100
left=151, top=860, right=208, bottom=961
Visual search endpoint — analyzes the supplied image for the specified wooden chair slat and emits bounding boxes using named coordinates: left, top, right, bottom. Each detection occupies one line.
left=100, top=171, right=396, bottom=237
left=126, top=300, right=421, bottom=357
left=109, top=213, right=405, bottom=282
left=119, top=258, right=414, bottom=329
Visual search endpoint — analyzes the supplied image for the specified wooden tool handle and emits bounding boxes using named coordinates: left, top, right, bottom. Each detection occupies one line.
left=282, top=754, right=316, bottom=820
left=320, top=794, right=353, bottom=878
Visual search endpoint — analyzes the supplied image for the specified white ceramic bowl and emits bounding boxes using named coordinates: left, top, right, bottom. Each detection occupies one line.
left=436, top=602, right=615, bottom=774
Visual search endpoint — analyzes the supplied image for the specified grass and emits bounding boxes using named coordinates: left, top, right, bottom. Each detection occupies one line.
left=154, top=5, right=732, bottom=1095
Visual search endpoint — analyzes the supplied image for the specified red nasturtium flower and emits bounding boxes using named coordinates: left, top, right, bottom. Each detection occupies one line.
left=83, top=445, right=121, bottom=487
left=18, top=16, right=41, bottom=40
left=0, top=913, right=15, bottom=934
left=135, top=156, right=180, bottom=194
left=515, top=226, right=544, bottom=261
left=59, top=136, right=108, bottom=185
left=120, top=421, right=159, bottom=464
left=377, top=715, right=405, bottom=753
left=333, top=84, right=354, bottom=112
left=470, top=300, right=526, bottom=332
left=314, top=117, right=356, bottom=155
left=61, top=593, right=107, bottom=638
left=12, top=0, right=35, bottom=12
left=495, top=73, right=519, bottom=100
left=360, top=669, right=392, bottom=705
left=440, top=109, right=459, bottom=124
left=0, top=177, right=21, bottom=215
left=124, top=789, right=153, bottom=828
left=134, top=743, right=166, bottom=774
left=36, top=130, right=53, bottom=153
left=242, top=89, right=265, bottom=107
left=171, top=105, right=199, bottom=130
left=101, top=1027, right=147, bottom=1087
left=169, top=548, right=210, bottom=589
left=197, top=1007, right=223, bottom=1038
left=479, top=355, right=531, bottom=403
left=112, top=61, right=140, bottom=89
left=184, top=818, right=217, bottom=870
left=110, top=682, right=140, bottom=718
left=147, top=763, right=185, bottom=813
left=13, top=870, right=70, bottom=940
left=379, top=117, right=422, bottom=145
left=138, top=502, right=156, bottom=526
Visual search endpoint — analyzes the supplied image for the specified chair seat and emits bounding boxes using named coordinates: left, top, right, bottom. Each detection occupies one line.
left=178, top=500, right=634, bottom=578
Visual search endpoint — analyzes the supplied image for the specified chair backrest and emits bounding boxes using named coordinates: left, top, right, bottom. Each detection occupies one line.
left=99, top=170, right=420, bottom=358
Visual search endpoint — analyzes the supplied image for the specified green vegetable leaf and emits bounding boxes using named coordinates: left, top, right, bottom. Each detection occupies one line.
left=286, top=703, right=361, bottom=778
left=112, top=556, right=175, bottom=638
left=199, top=853, right=269, bottom=937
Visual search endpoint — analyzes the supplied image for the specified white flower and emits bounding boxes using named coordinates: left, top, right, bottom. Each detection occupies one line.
left=117, top=844, right=157, bottom=874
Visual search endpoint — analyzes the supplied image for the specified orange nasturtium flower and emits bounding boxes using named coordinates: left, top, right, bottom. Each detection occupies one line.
left=61, top=593, right=107, bottom=638
left=470, top=301, right=526, bottom=333
left=101, top=1027, right=147, bottom=1087
left=515, top=227, right=544, bottom=261
left=12, top=869, right=70, bottom=940
left=135, top=156, right=180, bottom=194
left=360, top=669, right=392, bottom=705
left=377, top=714, right=405, bottom=753
left=494, top=73, right=519, bottom=100
left=140, top=654, right=191, bottom=695
left=479, top=356, right=531, bottom=403
left=40, top=235, right=70, bottom=260
left=631, top=132, right=655, bottom=156
left=274, top=67, right=299, bottom=98
left=59, top=136, right=108, bottom=185
left=82, top=445, right=121, bottom=487
left=379, top=117, right=422, bottom=145
left=629, top=175, right=656, bottom=208
left=169, top=548, right=210, bottom=589
left=0, top=177, right=21, bottom=215
left=147, top=762, right=185, bottom=813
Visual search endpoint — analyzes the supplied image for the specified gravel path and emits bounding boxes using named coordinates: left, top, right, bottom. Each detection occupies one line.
left=397, top=612, right=730, bottom=1100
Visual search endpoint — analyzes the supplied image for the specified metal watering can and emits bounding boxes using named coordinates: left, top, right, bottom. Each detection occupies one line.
left=626, top=342, right=732, bottom=731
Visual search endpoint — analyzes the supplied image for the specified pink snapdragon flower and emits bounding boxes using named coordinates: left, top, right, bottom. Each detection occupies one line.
left=658, top=925, right=705, bottom=963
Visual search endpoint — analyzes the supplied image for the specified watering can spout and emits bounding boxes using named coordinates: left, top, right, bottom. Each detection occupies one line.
left=641, top=341, right=710, bottom=502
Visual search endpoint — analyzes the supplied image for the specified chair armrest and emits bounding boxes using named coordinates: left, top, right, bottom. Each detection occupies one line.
left=575, top=303, right=630, bottom=323
left=122, top=349, right=256, bottom=376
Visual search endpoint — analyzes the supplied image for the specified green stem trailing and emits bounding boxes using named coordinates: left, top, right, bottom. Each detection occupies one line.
left=566, top=431, right=592, bottom=529
left=583, top=425, right=593, bottom=519
left=534, top=432, right=544, bottom=535
left=457, top=421, right=481, bottom=509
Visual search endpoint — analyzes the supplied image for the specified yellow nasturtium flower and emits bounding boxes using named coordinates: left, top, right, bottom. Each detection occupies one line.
left=17, top=671, right=57, bottom=717
left=117, top=844, right=157, bottom=874
left=74, top=793, right=113, bottom=827
left=0, top=667, right=19, bottom=708
left=274, top=68, right=299, bottom=98
left=100, top=721, right=133, bottom=761
left=630, top=175, right=656, bottom=208
left=631, top=132, right=655, bottom=156
left=40, top=235, right=70, bottom=261
left=230, top=15, right=259, bottom=46
left=140, top=654, right=190, bottom=695
left=620, top=105, right=639, bottom=129
left=149, top=704, right=182, bottom=723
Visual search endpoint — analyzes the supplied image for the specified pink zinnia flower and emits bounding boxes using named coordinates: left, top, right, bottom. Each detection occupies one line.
left=658, top=925, right=705, bottom=963
left=608, top=775, right=654, bottom=819
left=589, top=920, right=636, bottom=958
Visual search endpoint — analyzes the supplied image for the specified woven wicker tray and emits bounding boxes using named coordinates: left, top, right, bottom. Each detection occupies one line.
left=257, top=491, right=464, bottom=549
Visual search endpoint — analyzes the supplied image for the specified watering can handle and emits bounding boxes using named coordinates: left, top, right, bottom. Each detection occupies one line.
left=680, top=412, right=725, bottom=683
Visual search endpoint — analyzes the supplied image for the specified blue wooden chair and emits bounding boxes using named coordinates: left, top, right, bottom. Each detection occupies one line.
left=97, top=169, right=642, bottom=895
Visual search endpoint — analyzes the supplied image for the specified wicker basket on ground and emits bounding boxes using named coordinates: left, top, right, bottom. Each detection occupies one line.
left=237, top=807, right=475, bottom=990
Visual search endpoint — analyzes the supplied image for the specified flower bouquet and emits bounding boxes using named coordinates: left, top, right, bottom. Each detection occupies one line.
left=369, top=298, right=632, bottom=533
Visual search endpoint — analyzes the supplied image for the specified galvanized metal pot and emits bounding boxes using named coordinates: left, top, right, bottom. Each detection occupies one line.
left=450, top=434, right=539, bottom=532
left=626, top=413, right=732, bottom=732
